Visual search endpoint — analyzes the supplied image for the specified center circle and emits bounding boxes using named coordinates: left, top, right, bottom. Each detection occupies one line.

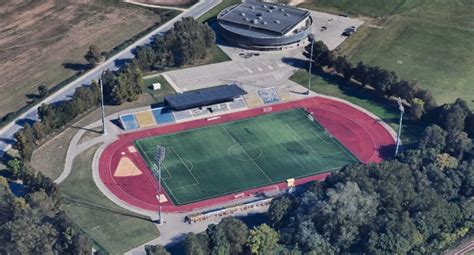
left=228, top=143, right=263, bottom=161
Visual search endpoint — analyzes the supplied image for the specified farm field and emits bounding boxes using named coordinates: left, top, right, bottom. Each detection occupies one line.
left=301, top=0, right=474, bottom=106
left=0, top=1, right=177, bottom=118
left=135, top=109, right=358, bottom=205
left=59, top=146, right=159, bottom=254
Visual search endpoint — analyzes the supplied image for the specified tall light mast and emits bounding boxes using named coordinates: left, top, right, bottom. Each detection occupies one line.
left=100, top=70, right=107, bottom=135
left=154, top=145, right=166, bottom=224
left=306, top=34, right=315, bottom=95
left=395, top=97, right=405, bottom=156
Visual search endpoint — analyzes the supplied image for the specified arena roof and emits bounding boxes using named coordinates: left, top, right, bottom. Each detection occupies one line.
left=218, top=0, right=310, bottom=36
left=164, top=84, right=247, bottom=111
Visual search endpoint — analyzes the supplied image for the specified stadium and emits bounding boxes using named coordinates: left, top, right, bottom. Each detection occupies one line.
left=216, top=1, right=313, bottom=50
left=96, top=85, right=396, bottom=213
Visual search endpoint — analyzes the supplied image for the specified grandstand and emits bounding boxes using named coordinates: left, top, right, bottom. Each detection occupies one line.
left=165, top=84, right=246, bottom=111
left=119, top=107, right=176, bottom=131
left=119, top=87, right=292, bottom=131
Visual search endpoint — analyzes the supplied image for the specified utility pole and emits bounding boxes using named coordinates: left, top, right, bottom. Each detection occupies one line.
left=395, top=97, right=404, bottom=156
left=306, top=34, right=315, bottom=95
left=100, top=70, right=107, bottom=135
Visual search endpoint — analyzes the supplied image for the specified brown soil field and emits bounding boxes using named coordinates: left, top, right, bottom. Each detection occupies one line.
left=134, top=0, right=196, bottom=6
left=0, top=0, right=170, bottom=118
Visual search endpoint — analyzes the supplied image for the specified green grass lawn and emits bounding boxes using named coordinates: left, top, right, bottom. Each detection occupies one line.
left=135, top=109, right=357, bottom=205
left=59, top=146, right=159, bottom=254
left=290, top=69, right=425, bottom=146
left=302, top=0, right=474, bottom=107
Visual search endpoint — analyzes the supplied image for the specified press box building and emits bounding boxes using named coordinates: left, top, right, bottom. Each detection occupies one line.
left=217, top=0, right=313, bottom=50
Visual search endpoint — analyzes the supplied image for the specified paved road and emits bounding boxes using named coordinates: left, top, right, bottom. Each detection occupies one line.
left=0, top=0, right=221, bottom=154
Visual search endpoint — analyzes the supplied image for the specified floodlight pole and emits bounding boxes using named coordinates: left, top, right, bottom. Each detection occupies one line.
left=99, top=70, right=107, bottom=135
left=395, top=97, right=405, bottom=156
left=306, top=35, right=315, bottom=95
left=155, top=146, right=166, bottom=224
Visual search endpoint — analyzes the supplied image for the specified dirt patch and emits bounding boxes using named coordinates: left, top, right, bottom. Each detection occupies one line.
left=0, top=1, right=167, bottom=117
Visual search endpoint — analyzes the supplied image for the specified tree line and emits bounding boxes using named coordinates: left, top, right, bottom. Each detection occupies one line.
left=144, top=217, right=280, bottom=255
left=1, top=163, right=92, bottom=254
left=162, top=99, right=472, bottom=255
left=134, top=17, right=216, bottom=72
left=13, top=17, right=216, bottom=160
left=306, top=41, right=438, bottom=120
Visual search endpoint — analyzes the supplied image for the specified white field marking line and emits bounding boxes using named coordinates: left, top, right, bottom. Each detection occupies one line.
left=135, top=141, right=185, bottom=204
left=169, top=182, right=200, bottom=191
left=252, top=115, right=314, bottom=174
left=161, top=177, right=182, bottom=205
left=309, top=127, right=333, bottom=145
left=227, top=143, right=263, bottom=161
left=287, top=124, right=321, bottom=156
left=169, top=146, right=199, bottom=185
left=220, top=125, right=274, bottom=183
left=166, top=146, right=199, bottom=201
left=288, top=124, right=352, bottom=162
left=160, top=163, right=173, bottom=180
left=330, top=136, right=360, bottom=163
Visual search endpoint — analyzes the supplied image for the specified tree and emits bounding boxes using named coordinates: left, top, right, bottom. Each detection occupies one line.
left=13, top=124, right=36, bottom=160
left=314, top=182, right=379, bottom=250
left=353, top=61, right=369, bottom=87
left=435, top=153, right=458, bottom=170
left=7, top=159, right=23, bottom=179
left=184, top=232, right=207, bottom=255
left=38, top=85, right=48, bottom=98
left=145, top=245, right=170, bottom=255
left=306, top=41, right=329, bottom=68
left=247, top=224, right=279, bottom=255
left=368, top=67, right=398, bottom=95
left=445, top=131, right=473, bottom=157
left=207, top=224, right=230, bottom=255
left=390, top=80, right=419, bottom=103
left=416, top=89, right=437, bottom=110
left=84, top=45, right=103, bottom=66
left=219, top=217, right=249, bottom=254
left=164, top=17, right=215, bottom=66
left=334, top=56, right=353, bottom=81
left=408, top=98, right=424, bottom=120
left=419, top=124, right=447, bottom=151
left=268, top=196, right=293, bottom=228
left=465, top=112, right=474, bottom=138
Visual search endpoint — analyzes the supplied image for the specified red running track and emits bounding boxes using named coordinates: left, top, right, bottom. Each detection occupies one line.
left=98, top=97, right=396, bottom=212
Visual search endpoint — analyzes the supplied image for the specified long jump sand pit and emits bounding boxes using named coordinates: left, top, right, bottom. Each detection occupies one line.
left=114, top=157, right=143, bottom=177
left=98, top=96, right=396, bottom=212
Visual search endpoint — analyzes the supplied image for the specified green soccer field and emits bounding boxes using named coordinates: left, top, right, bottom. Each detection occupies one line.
left=134, top=109, right=358, bottom=205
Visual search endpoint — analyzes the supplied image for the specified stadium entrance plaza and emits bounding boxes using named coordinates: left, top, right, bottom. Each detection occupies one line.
left=62, top=10, right=365, bottom=254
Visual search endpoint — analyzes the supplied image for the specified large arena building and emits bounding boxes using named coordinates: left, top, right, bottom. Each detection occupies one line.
left=217, top=1, right=313, bottom=50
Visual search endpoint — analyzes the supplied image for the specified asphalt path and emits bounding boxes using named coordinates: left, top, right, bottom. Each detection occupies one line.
left=0, top=0, right=221, bottom=154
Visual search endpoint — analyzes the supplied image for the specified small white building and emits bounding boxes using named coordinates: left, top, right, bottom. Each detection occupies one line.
left=152, top=82, right=161, bottom=90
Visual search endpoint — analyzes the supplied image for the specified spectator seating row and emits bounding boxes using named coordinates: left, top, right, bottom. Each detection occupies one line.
left=119, top=107, right=176, bottom=131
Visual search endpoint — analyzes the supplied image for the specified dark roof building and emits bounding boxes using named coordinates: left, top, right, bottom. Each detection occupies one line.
left=217, top=0, right=312, bottom=50
left=164, top=84, right=246, bottom=111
